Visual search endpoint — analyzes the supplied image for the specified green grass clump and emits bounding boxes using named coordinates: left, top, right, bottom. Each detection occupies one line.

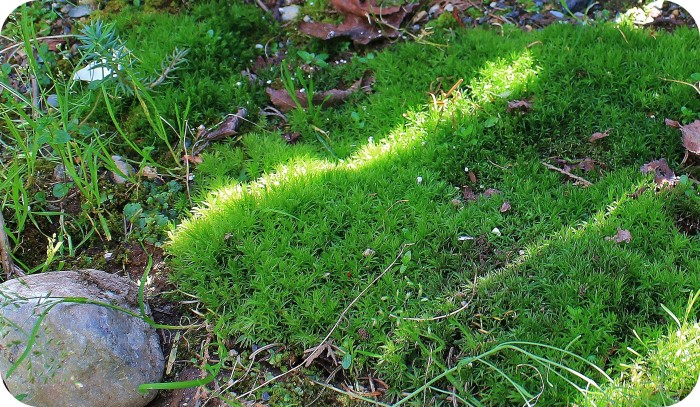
left=99, top=0, right=280, bottom=143
left=168, top=23, right=700, bottom=405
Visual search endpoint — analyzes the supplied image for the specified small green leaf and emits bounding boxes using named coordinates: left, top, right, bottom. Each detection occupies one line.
left=52, top=182, right=72, bottom=198
left=484, top=117, right=499, bottom=128
left=341, top=352, right=352, bottom=369
left=34, top=191, right=46, bottom=203
left=53, top=129, right=72, bottom=144
left=402, top=250, right=412, bottom=264
left=123, top=202, right=143, bottom=220
left=36, top=131, right=51, bottom=145
left=691, top=73, right=700, bottom=82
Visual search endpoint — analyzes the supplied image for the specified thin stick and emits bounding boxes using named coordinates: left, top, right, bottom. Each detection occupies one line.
left=237, top=243, right=413, bottom=400
left=0, top=34, right=77, bottom=55
left=253, top=0, right=269, bottom=13
left=0, top=210, right=24, bottom=278
left=541, top=162, right=592, bottom=187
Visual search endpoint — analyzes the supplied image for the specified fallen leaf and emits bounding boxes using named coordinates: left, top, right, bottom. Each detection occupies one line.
left=506, top=99, right=532, bottom=114
left=267, top=73, right=374, bottom=112
left=578, top=158, right=596, bottom=172
left=303, top=340, right=338, bottom=367
left=482, top=188, right=502, bottom=198
left=616, top=228, right=632, bottom=243
left=664, top=118, right=682, bottom=129
left=282, top=132, right=301, bottom=144
left=589, top=128, right=612, bottom=143
left=182, top=155, right=203, bottom=164
left=468, top=171, right=477, bottom=183
left=299, top=0, right=419, bottom=45
left=462, top=186, right=478, bottom=201
left=500, top=201, right=511, bottom=213
left=680, top=120, right=700, bottom=155
left=627, top=186, right=649, bottom=199
left=640, top=158, right=676, bottom=185
left=606, top=228, right=632, bottom=243
left=202, top=108, right=247, bottom=142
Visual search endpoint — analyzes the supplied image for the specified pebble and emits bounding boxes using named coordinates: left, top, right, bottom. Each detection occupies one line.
left=491, top=227, right=502, bottom=236
left=550, top=10, right=565, bottom=19
left=46, top=94, right=59, bottom=108
left=67, top=5, right=92, bottom=18
left=279, top=5, right=300, bottom=22
left=110, top=155, right=135, bottom=184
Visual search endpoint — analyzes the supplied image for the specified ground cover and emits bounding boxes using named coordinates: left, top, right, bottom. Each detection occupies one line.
left=168, top=15, right=700, bottom=407
left=1, top=1, right=699, bottom=406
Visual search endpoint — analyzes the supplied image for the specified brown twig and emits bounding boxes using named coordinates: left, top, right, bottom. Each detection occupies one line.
left=541, top=162, right=593, bottom=187
left=253, top=0, right=269, bottom=13
left=0, top=209, right=24, bottom=279
left=237, top=243, right=414, bottom=400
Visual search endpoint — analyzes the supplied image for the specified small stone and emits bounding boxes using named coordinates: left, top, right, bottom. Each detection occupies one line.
left=140, top=166, right=158, bottom=180
left=444, top=4, right=454, bottom=13
left=550, top=10, right=565, bottom=19
left=519, top=250, right=526, bottom=255
left=565, top=0, right=593, bottom=13
left=111, top=155, right=134, bottom=184
left=0, top=270, right=164, bottom=407
left=53, top=164, right=67, bottom=182
left=279, top=5, right=300, bottom=22
left=303, top=15, right=312, bottom=23
left=429, top=5, right=440, bottom=16
left=491, top=227, right=502, bottom=236
left=417, top=176, right=423, bottom=184
left=46, top=94, right=59, bottom=108
left=67, top=5, right=92, bottom=18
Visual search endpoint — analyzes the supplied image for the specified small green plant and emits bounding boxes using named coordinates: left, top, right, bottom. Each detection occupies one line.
left=123, top=180, right=186, bottom=244
left=297, top=50, right=329, bottom=68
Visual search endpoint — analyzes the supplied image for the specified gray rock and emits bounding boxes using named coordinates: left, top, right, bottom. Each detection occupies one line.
left=46, top=94, right=59, bottom=108
left=550, top=10, right=566, bottom=19
left=279, top=5, right=300, bottom=22
left=111, top=155, right=135, bottom=184
left=67, top=5, right=92, bottom=18
left=0, top=270, right=164, bottom=407
left=566, top=0, right=593, bottom=13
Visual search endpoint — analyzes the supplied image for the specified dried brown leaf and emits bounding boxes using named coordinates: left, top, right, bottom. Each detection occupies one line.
left=680, top=120, right=700, bottom=155
left=462, top=186, right=478, bottom=201
left=506, top=99, right=532, bottom=114
left=589, top=128, right=612, bottom=143
left=640, top=158, right=676, bottom=185
left=665, top=118, right=682, bottom=129
left=482, top=188, right=502, bottom=198
left=500, top=201, right=511, bottom=213
left=267, top=74, right=374, bottom=112
left=468, top=171, right=477, bottom=183
left=615, top=228, right=632, bottom=243
left=303, top=340, right=337, bottom=367
left=203, top=108, right=247, bottom=141
left=283, top=132, right=301, bottom=144
left=627, top=186, right=649, bottom=200
left=299, top=1, right=419, bottom=45
left=578, top=158, right=596, bottom=172
left=182, top=155, right=203, bottom=164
